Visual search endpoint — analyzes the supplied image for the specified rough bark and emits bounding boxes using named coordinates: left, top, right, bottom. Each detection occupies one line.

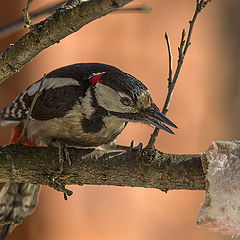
left=0, top=144, right=205, bottom=192
left=0, top=0, right=132, bottom=84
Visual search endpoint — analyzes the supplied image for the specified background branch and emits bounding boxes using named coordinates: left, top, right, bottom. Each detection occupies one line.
left=0, top=144, right=205, bottom=192
left=0, top=1, right=65, bottom=39
left=0, top=2, right=150, bottom=40
left=0, top=0, right=132, bottom=84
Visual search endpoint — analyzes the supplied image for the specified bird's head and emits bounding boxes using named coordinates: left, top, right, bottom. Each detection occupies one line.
left=90, top=70, right=177, bottom=134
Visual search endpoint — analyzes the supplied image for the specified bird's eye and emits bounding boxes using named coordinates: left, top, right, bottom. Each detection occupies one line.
left=120, top=97, right=132, bottom=106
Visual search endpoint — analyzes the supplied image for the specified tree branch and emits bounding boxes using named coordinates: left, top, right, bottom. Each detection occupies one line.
left=0, top=2, right=150, bottom=40
left=0, top=1, right=65, bottom=39
left=0, top=144, right=205, bottom=192
left=0, top=0, right=132, bottom=84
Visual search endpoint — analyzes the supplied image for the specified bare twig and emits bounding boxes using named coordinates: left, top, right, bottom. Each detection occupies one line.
left=23, top=0, right=34, bottom=29
left=164, top=33, right=173, bottom=95
left=146, top=33, right=173, bottom=149
left=0, top=1, right=65, bottom=39
left=184, top=0, right=212, bottom=56
left=146, top=0, right=211, bottom=149
left=116, top=4, right=151, bottom=13
left=18, top=74, right=46, bottom=144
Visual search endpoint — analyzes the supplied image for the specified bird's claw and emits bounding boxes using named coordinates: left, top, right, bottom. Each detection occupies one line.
left=100, top=140, right=143, bottom=158
left=58, top=143, right=71, bottom=173
left=130, top=140, right=135, bottom=149
left=51, top=140, right=71, bottom=173
left=63, top=145, right=71, bottom=167
left=130, top=140, right=143, bottom=157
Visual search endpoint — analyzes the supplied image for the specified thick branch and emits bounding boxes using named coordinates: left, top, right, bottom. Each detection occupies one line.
left=0, top=0, right=132, bottom=84
left=0, top=144, right=205, bottom=192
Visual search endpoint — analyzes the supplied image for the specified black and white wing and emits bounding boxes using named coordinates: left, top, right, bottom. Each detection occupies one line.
left=0, top=63, right=122, bottom=125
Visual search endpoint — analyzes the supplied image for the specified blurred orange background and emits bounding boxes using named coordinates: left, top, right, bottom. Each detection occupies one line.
left=0, top=0, right=236, bottom=239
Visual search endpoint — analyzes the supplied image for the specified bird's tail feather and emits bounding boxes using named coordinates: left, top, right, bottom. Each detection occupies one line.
left=0, top=124, right=40, bottom=240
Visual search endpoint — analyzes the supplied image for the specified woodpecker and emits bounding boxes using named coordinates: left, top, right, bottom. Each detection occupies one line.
left=0, top=63, right=177, bottom=238
left=0, top=63, right=176, bottom=145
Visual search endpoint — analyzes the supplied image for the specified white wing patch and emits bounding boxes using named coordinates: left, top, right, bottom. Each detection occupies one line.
left=26, top=77, right=79, bottom=96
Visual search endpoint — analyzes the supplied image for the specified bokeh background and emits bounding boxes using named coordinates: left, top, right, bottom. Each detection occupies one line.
left=0, top=0, right=238, bottom=239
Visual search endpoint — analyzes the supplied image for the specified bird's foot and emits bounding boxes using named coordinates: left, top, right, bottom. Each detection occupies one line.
left=50, top=140, right=71, bottom=173
left=130, top=140, right=143, bottom=153
left=129, top=140, right=143, bottom=159
left=101, top=140, right=143, bottom=157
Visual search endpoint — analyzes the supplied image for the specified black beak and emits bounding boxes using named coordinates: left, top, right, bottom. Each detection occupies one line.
left=142, top=104, right=177, bottom=134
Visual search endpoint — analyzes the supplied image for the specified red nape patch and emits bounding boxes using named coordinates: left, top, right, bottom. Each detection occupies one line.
left=91, top=72, right=105, bottom=86
left=10, top=125, right=38, bottom=146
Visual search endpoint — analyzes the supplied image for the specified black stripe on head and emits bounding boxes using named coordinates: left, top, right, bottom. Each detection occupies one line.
left=100, top=71, right=148, bottom=103
left=46, top=63, right=122, bottom=83
left=109, top=111, right=143, bottom=123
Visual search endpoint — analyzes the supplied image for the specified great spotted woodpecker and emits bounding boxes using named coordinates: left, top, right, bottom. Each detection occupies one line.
left=0, top=63, right=177, bottom=238
left=1, top=63, right=176, bottom=145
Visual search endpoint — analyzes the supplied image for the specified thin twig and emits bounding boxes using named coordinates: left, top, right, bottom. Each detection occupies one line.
left=162, top=32, right=173, bottom=115
left=146, top=33, right=173, bottom=149
left=0, top=1, right=65, bottom=39
left=146, top=0, right=211, bottom=149
left=116, top=4, right=151, bottom=13
left=18, top=74, right=46, bottom=144
left=172, top=29, right=186, bottom=87
left=23, top=0, right=34, bottom=29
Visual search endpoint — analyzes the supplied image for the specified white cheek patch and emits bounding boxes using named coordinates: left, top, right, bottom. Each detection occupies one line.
left=94, top=84, right=136, bottom=113
left=27, top=77, right=79, bottom=96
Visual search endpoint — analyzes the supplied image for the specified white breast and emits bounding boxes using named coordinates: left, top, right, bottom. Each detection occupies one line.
left=26, top=104, right=126, bottom=147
